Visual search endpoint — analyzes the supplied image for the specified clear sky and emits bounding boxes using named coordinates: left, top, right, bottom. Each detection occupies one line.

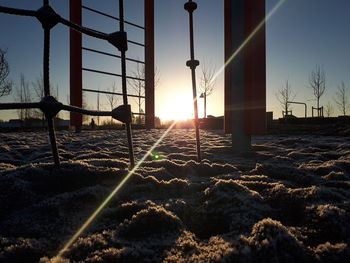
left=0, top=0, right=349, bottom=122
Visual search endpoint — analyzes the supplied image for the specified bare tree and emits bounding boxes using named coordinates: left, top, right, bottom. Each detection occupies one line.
left=309, top=65, right=326, bottom=116
left=15, top=74, right=32, bottom=120
left=128, top=63, right=160, bottom=124
left=106, top=82, right=119, bottom=123
left=334, top=81, right=349, bottom=116
left=0, top=48, right=12, bottom=97
left=275, top=80, right=296, bottom=117
left=324, top=101, right=334, bottom=117
left=199, top=62, right=216, bottom=118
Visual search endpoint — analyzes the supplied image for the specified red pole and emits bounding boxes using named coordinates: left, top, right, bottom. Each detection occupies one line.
left=145, top=0, right=155, bottom=129
left=70, top=0, right=82, bottom=131
left=224, top=0, right=266, bottom=135
left=224, top=0, right=232, bottom=134
left=244, top=0, right=266, bottom=134
left=224, top=0, right=266, bottom=151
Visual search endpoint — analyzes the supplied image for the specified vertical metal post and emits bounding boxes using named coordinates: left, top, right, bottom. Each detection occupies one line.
left=119, top=0, right=135, bottom=168
left=244, top=0, right=266, bottom=135
left=224, top=0, right=266, bottom=152
left=145, top=0, right=155, bottom=129
left=185, top=0, right=201, bottom=162
left=97, top=89, right=100, bottom=126
left=42, top=0, right=60, bottom=167
left=70, top=0, right=82, bottom=132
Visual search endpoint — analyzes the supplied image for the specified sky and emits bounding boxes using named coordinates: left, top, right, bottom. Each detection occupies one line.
left=0, top=0, right=350, bottom=122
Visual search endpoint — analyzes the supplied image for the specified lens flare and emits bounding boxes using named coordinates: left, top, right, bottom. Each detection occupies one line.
left=55, top=121, right=177, bottom=260
left=150, top=150, right=165, bottom=160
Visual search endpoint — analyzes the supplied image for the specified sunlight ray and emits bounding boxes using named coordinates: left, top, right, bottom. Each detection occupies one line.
left=55, top=121, right=178, bottom=260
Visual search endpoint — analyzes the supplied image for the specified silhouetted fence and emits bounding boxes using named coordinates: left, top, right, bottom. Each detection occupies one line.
left=0, top=0, right=135, bottom=168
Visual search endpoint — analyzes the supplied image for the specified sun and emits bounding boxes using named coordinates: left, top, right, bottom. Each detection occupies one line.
left=159, top=93, right=194, bottom=121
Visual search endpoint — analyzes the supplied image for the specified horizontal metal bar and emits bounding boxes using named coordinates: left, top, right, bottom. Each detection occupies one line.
left=82, top=47, right=145, bottom=64
left=59, top=16, right=108, bottom=40
left=82, top=5, right=145, bottom=30
left=0, top=102, right=41, bottom=110
left=61, top=104, right=112, bottom=117
left=128, top=40, right=145, bottom=47
left=133, top=112, right=146, bottom=116
left=287, top=101, right=307, bottom=106
left=83, top=88, right=145, bottom=99
left=0, top=5, right=37, bottom=17
left=82, top=68, right=145, bottom=81
left=0, top=100, right=144, bottom=119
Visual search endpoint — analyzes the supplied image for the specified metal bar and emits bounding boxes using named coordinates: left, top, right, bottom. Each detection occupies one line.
left=119, top=0, right=135, bottom=168
left=70, top=0, right=83, bottom=130
left=83, top=88, right=145, bottom=99
left=127, top=39, right=145, bottom=47
left=0, top=102, right=41, bottom=110
left=61, top=104, right=111, bottom=116
left=145, top=0, right=155, bottom=129
left=244, top=0, right=266, bottom=135
left=0, top=5, right=37, bottom=17
left=79, top=27, right=144, bottom=46
left=82, top=5, right=145, bottom=30
left=82, top=47, right=145, bottom=64
left=47, top=116, right=60, bottom=167
left=287, top=101, right=307, bottom=118
left=185, top=0, right=201, bottom=162
left=82, top=67, right=145, bottom=81
left=224, top=0, right=232, bottom=134
left=43, top=23, right=60, bottom=167
left=43, top=28, right=50, bottom=97
left=59, top=16, right=108, bottom=40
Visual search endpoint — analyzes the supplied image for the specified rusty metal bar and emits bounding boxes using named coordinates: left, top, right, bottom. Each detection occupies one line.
left=70, top=0, right=83, bottom=131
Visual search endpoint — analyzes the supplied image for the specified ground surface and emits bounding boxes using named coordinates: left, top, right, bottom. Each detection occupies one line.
left=0, top=129, right=349, bottom=263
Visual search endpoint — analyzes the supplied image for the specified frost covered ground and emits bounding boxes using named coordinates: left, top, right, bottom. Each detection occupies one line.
left=0, top=129, right=349, bottom=263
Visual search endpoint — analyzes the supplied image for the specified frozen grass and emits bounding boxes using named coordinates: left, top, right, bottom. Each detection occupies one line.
left=0, top=129, right=349, bottom=262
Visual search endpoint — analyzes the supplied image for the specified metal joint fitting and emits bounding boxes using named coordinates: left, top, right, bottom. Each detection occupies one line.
left=108, top=31, right=128, bottom=52
left=184, top=1, right=197, bottom=13
left=186, top=59, right=200, bottom=70
left=39, top=96, right=62, bottom=118
left=112, top=104, right=132, bottom=124
left=36, top=5, right=60, bottom=30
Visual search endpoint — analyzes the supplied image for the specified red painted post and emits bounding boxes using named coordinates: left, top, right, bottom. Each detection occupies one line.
left=70, top=0, right=82, bottom=131
left=244, top=0, right=266, bottom=134
left=145, top=0, right=155, bottom=129
left=224, top=0, right=266, bottom=150
left=224, top=0, right=233, bottom=134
